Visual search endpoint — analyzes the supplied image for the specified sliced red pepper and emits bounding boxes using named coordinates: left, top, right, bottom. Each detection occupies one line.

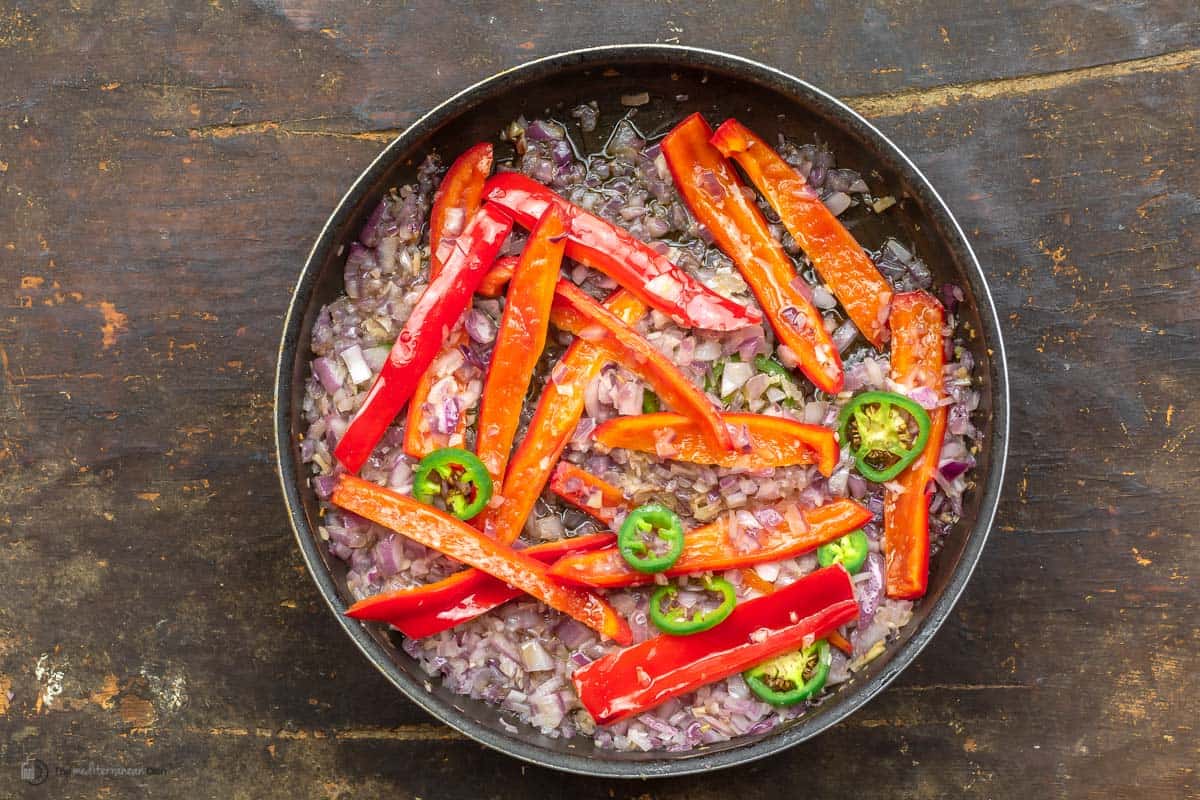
left=573, top=565, right=858, bottom=724
left=346, top=532, right=616, bottom=638
left=710, top=120, right=893, bottom=348
left=739, top=568, right=777, bottom=596
left=484, top=171, right=761, bottom=331
left=331, top=475, right=631, bottom=644
left=475, top=208, right=566, bottom=482
left=827, top=629, right=854, bottom=656
left=429, top=142, right=494, bottom=277
left=593, top=411, right=838, bottom=476
left=403, top=143, right=495, bottom=459
left=549, top=462, right=630, bottom=526
left=883, top=291, right=947, bottom=600
left=477, top=255, right=518, bottom=298
left=549, top=498, right=872, bottom=588
left=337, top=205, right=513, bottom=473
left=551, top=280, right=733, bottom=453
left=473, top=290, right=648, bottom=543
left=661, top=113, right=844, bottom=394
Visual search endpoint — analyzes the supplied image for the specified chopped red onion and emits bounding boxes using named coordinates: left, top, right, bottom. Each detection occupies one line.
left=339, top=344, right=372, bottom=386
left=823, top=191, right=852, bottom=216
left=312, top=357, right=344, bottom=394
left=464, top=308, right=497, bottom=344
left=832, top=319, right=859, bottom=353
left=858, top=553, right=885, bottom=624
left=311, top=474, right=336, bottom=500
left=811, top=284, right=838, bottom=310
left=720, top=360, right=754, bottom=397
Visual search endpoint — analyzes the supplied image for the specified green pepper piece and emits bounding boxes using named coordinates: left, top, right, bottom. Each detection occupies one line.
left=617, top=503, right=685, bottom=574
left=704, top=357, right=726, bottom=395
left=649, top=576, right=736, bottom=635
left=817, top=529, right=870, bottom=574
left=411, top=447, right=494, bottom=521
left=642, top=389, right=661, bottom=414
left=744, top=639, right=832, bottom=706
left=753, top=355, right=800, bottom=408
left=753, top=354, right=790, bottom=380
left=837, top=390, right=932, bottom=483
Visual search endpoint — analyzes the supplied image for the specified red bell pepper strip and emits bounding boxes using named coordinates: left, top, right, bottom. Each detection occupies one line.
left=331, top=475, right=631, bottom=644
left=477, top=255, right=518, bottom=298
left=346, top=532, right=615, bottom=638
left=883, top=291, right=947, bottom=600
left=738, top=568, right=777, bottom=596
left=573, top=565, right=858, bottom=724
left=593, top=411, right=838, bottom=476
left=710, top=120, right=893, bottom=348
left=338, top=205, right=513, bottom=473
left=549, top=498, right=872, bottom=588
left=827, top=629, right=854, bottom=656
left=484, top=171, right=761, bottom=331
left=403, top=144, right=495, bottom=459
left=551, top=280, right=734, bottom=453
left=549, top=462, right=630, bottom=526
left=429, top=142, right=494, bottom=277
left=475, top=208, right=566, bottom=482
left=661, top=113, right=844, bottom=394
left=473, top=289, right=648, bottom=542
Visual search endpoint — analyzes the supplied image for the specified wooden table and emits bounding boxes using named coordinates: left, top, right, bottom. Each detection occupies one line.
left=1, top=2, right=1196, bottom=797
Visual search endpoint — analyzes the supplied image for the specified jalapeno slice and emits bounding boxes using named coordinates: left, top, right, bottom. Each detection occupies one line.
left=817, top=529, right=870, bottom=574
left=744, top=639, right=832, bottom=706
left=649, top=576, right=736, bottom=635
left=411, top=447, right=494, bottom=520
left=837, top=390, right=932, bottom=483
left=617, top=504, right=685, bottom=573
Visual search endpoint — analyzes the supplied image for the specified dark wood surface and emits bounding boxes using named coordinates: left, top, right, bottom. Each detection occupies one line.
left=1, top=2, right=1197, bottom=797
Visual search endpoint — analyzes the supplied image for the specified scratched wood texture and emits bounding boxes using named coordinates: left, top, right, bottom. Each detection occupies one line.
left=1, top=1, right=1197, bottom=798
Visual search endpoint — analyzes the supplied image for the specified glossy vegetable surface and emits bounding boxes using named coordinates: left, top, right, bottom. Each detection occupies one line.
left=549, top=498, right=872, bottom=588
left=485, top=171, right=761, bottom=331
left=572, top=565, right=857, bottom=724
left=661, top=113, right=844, bottom=393
left=332, top=475, right=632, bottom=644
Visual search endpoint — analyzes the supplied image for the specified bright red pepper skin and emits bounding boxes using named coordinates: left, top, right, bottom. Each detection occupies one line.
left=335, top=205, right=513, bottom=474
left=472, top=290, right=648, bottom=542
left=429, top=142, right=494, bottom=277
left=883, top=291, right=946, bottom=600
left=484, top=172, right=761, bottom=331
left=710, top=119, right=893, bottom=348
left=476, top=255, right=518, bottom=298
left=661, top=113, right=844, bottom=394
left=332, top=475, right=631, bottom=644
left=476, top=207, right=566, bottom=482
left=549, top=497, right=872, bottom=588
left=404, top=143, right=496, bottom=459
left=346, top=532, right=615, bottom=638
left=572, top=565, right=858, bottom=724
left=551, top=280, right=734, bottom=453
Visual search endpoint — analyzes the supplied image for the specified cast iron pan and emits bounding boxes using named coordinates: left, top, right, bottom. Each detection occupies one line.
left=274, top=44, right=1009, bottom=778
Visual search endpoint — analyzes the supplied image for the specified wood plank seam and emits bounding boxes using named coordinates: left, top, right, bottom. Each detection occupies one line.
left=847, top=47, right=1200, bottom=117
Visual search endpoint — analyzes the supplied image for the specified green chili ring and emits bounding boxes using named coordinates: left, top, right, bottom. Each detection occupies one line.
left=649, top=576, right=736, bottom=635
left=618, top=504, right=685, bottom=574
left=817, top=529, right=870, bottom=574
left=744, top=639, right=832, bottom=706
left=411, top=447, right=493, bottom=521
left=837, top=390, right=932, bottom=483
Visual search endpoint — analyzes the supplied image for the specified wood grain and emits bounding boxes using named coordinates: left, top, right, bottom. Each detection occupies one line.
left=1, top=1, right=1197, bottom=797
